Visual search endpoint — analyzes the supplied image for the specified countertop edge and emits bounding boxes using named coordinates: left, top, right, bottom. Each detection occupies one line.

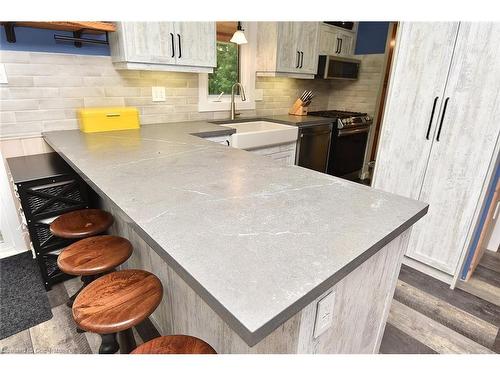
left=43, top=131, right=427, bottom=347
left=211, top=116, right=334, bottom=128
left=188, top=127, right=236, bottom=138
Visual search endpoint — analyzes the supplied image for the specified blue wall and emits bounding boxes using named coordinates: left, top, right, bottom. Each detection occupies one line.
left=355, top=22, right=390, bottom=55
left=1, top=23, right=390, bottom=56
left=0, top=26, right=110, bottom=55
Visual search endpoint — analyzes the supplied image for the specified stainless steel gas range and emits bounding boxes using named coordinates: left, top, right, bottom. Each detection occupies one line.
left=307, top=110, right=373, bottom=181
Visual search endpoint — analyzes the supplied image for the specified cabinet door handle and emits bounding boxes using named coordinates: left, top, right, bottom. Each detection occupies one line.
left=296, top=51, right=300, bottom=68
left=436, top=97, right=450, bottom=142
left=299, top=51, right=304, bottom=68
left=335, top=38, right=340, bottom=53
left=339, top=38, right=343, bottom=54
left=170, top=33, right=175, bottom=58
left=426, top=96, right=439, bottom=140
left=177, top=34, right=182, bottom=58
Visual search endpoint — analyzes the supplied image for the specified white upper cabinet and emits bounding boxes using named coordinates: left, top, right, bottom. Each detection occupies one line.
left=119, top=22, right=177, bottom=65
left=257, top=22, right=320, bottom=79
left=296, top=22, right=321, bottom=74
left=110, top=22, right=216, bottom=73
left=374, top=22, right=500, bottom=277
left=275, top=22, right=299, bottom=73
left=173, top=22, right=217, bottom=68
left=318, top=23, right=357, bottom=56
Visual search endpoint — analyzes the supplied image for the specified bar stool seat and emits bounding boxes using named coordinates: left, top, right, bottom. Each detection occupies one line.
left=73, top=269, right=162, bottom=334
left=50, top=208, right=113, bottom=239
left=58, top=235, right=132, bottom=276
left=131, top=335, right=216, bottom=354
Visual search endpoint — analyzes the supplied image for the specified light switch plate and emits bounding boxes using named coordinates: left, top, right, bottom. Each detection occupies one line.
left=152, top=86, right=166, bottom=102
left=313, top=291, right=335, bottom=338
left=0, top=63, right=8, bottom=84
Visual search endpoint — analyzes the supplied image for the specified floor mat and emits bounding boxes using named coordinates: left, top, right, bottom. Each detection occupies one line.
left=0, top=252, right=52, bottom=340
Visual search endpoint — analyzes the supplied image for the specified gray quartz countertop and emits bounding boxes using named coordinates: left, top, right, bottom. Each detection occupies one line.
left=43, top=120, right=427, bottom=346
left=265, top=114, right=334, bottom=127
left=214, top=114, right=333, bottom=128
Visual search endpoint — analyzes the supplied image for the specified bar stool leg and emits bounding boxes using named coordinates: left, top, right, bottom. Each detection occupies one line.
left=99, top=333, right=119, bottom=354
left=118, top=328, right=137, bottom=354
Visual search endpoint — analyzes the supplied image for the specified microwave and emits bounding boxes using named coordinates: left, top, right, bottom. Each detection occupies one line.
left=316, top=55, right=361, bottom=80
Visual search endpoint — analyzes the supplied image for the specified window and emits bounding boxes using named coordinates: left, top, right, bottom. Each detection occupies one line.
left=198, top=22, right=256, bottom=112
left=208, top=42, right=239, bottom=96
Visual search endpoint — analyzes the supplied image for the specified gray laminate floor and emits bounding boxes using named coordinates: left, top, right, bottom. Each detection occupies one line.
left=380, top=251, right=500, bottom=354
left=1, top=253, right=499, bottom=354
left=0, top=277, right=160, bottom=354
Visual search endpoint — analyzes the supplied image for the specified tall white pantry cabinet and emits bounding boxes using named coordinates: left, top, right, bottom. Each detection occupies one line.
left=373, top=22, right=500, bottom=278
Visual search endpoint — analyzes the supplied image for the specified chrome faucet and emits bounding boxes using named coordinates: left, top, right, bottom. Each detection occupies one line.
left=230, top=82, right=246, bottom=120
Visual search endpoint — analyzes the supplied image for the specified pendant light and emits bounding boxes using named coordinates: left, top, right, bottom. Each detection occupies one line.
left=230, top=22, right=248, bottom=45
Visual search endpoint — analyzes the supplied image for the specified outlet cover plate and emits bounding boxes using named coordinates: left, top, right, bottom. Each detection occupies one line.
left=313, top=291, right=336, bottom=338
left=152, top=86, right=166, bottom=102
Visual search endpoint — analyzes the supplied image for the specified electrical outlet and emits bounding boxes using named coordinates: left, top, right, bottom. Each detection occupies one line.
left=313, top=291, right=335, bottom=338
left=0, top=64, right=8, bottom=84
left=152, top=86, right=166, bottom=102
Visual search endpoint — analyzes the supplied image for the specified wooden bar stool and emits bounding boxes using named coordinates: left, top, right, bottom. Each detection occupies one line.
left=50, top=208, right=113, bottom=239
left=57, top=235, right=133, bottom=307
left=72, top=269, right=163, bottom=354
left=131, top=335, right=217, bottom=354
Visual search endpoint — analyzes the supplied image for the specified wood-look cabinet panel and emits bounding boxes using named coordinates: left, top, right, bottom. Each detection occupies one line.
left=337, top=31, right=354, bottom=56
left=276, top=22, right=301, bottom=73
left=406, top=23, right=500, bottom=274
left=257, top=22, right=320, bottom=79
left=248, top=142, right=297, bottom=166
left=374, top=22, right=500, bottom=277
left=110, top=22, right=216, bottom=72
left=173, top=22, right=216, bottom=68
left=121, top=22, right=176, bottom=64
left=373, top=22, right=459, bottom=199
left=318, top=24, right=356, bottom=56
left=296, top=22, right=320, bottom=74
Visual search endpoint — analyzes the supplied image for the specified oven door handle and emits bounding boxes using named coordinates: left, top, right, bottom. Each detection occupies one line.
left=338, top=127, right=370, bottom=136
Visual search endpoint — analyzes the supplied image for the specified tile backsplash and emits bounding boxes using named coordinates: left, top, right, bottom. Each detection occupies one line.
left=0, top=51, right=333, bottom=139
left=0, top=51, right=385, bottom=140
left=328, top=54, right=385, bottom=115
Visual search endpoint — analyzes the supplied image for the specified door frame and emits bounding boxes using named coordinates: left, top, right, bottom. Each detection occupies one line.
left=452, top=137, right=500, bottom=288
left=360, top=22, right=397, bottom=180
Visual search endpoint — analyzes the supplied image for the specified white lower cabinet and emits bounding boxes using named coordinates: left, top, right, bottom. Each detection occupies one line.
left=203, top=135, right=296, bottom=166
left=247, top=142, right=297, bottom=167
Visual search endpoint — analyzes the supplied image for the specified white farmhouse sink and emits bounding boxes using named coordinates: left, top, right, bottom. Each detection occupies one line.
left=227, top=121, right=298, bottom=150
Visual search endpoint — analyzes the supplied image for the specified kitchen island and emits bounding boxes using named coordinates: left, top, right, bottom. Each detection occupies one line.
left=43, top=120, right=427, bottom=353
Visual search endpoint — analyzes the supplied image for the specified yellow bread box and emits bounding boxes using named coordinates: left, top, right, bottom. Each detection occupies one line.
left=77, top=107, right=140, bottom=133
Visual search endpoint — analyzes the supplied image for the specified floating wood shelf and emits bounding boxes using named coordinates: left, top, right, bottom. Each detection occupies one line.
left=2, top=21, right=116, bottom=46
